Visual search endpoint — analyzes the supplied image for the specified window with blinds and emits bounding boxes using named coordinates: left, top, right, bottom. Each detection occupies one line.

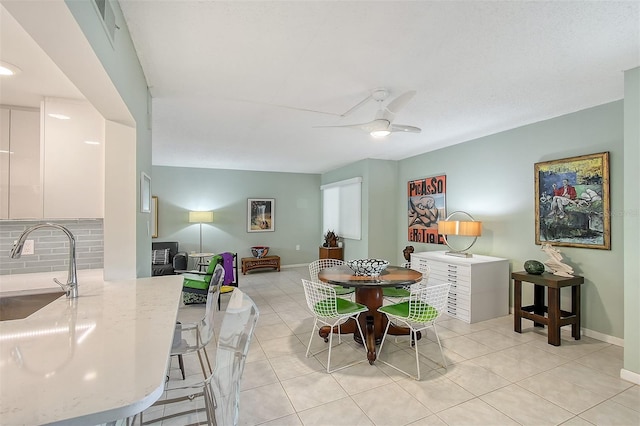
left=321, top=177, right=362, bottom=240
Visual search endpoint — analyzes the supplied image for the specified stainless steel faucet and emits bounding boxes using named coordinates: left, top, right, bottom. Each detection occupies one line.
left=10, top=223, right=79, bottom=298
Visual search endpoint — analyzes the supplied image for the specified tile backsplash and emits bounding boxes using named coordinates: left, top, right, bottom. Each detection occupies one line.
left=0, top=219, right=104, bottom=275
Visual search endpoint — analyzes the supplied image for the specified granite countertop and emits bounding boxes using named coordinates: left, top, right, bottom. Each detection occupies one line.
left=0, top=269, right=183, bottom=425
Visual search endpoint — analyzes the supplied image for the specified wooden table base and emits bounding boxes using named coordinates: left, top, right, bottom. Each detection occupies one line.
left=318, top=287, right=419, bottom=364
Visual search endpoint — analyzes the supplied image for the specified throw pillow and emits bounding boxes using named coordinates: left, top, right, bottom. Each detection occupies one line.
left=152, top=248, right=170, bottom=265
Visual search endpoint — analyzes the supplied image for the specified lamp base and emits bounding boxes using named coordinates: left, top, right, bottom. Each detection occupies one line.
left=445, top=251, right=474, bottom=258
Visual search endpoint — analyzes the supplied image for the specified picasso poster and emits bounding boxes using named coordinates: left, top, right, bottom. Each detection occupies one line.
left=408, top=175, right=446, bottom=244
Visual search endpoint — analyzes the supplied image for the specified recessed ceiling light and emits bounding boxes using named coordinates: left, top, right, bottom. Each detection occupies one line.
left=0, top=150, right=14, bottom=154
left=84, top=141, right=100, bottom=145
left=0, top=61, right=21, bottom=76
left=48, top=113, right=71, bottom=120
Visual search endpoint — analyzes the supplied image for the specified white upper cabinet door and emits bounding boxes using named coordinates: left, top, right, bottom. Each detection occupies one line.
left=0, top=108, right=10, bottom=219
left=0, top=107, right=42, bottom=219
left=9, top=108, right=42, bottom=219
left=43, top=98, right=104, bottom=219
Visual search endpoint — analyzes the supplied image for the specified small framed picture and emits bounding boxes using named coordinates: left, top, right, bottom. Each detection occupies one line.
left=151, top=196, right=158, bottom=238
left=140, top=172, right=151, bottom=213
left=247, top=198, right=275, bottom=232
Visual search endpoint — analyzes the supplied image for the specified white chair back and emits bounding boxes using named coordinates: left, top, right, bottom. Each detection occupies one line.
left=407, top=282, right=449, bottom=323
left=200, top=264, right=225, bottom=343
left=309, top=258, right=345, bottom=282
left=403, top=262, right=431, bottom=288
left=400, top=262, right=430, bottom=290
left=204, top=291, right=259, bottom=426
left=302, top=278, right=340, bottom=318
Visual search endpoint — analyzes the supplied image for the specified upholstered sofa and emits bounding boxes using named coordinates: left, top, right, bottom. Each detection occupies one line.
left=151, top=241, right=188, bottom=276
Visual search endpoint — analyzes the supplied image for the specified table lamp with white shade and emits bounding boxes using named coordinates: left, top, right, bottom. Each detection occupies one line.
left=437, top=211, right=482, bottom=258
left=189, top=211, right=214, bottom=253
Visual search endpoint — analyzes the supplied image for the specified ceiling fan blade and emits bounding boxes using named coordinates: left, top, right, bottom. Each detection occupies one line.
left=313, top=120, right=376, bottom=131
left=390, top=124, right=421, bottom=133
left=339, top=93, right=373, bottom=117
left=314, top=119, right=391, bottom=134
left=383, top=91, right=416, bottom=121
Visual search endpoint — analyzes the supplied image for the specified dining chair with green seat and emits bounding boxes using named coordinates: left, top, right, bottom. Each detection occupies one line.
left=377, top=282, right=450, bottom=380
left=172, top=263, right=225, bottom=379
left=301, top=278, right=368, bottom=373
left=136, top=290, right=259, bottom=426
left=308, top=258, right=355, bottom=298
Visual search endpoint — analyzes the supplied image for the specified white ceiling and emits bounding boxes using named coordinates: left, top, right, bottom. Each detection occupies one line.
left=0, top=5, right=84, bottom=108
left=2, top=2, right=639, bottom=174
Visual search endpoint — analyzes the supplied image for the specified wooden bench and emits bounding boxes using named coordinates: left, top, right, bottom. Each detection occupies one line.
left=241, top=255, right=280, bottom=275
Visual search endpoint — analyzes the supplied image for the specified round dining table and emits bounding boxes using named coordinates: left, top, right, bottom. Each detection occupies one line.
left=318, top=265, right=422, bottom=364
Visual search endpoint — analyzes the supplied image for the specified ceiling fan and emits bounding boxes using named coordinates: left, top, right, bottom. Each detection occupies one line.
left=316, top=89, right=422, bottom=138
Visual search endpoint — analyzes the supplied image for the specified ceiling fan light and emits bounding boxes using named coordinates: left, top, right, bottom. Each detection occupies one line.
left=0, top=61, right=21, bottom=76
left=370, top=129, right=391, bottom=138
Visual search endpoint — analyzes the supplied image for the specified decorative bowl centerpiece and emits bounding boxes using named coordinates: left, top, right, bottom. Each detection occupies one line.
left=251, top=246, right=269, bottom=258
left=346, top=259, right=389, bottom=276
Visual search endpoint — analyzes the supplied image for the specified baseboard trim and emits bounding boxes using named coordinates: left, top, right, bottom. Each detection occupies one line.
left=281, top=263, right=308, bottom=269
left=507, top=309, right=625, bottom=347
left=620, top=369, right=640, bottom=385
left=582, top=327, right=624, bottom=347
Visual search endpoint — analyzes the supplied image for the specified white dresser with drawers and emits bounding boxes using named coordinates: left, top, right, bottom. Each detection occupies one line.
left=411, top=251, right=509, bottom=323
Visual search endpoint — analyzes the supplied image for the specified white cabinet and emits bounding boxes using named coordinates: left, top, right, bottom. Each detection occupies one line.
left=42, top=98, right=104, bottom=218
left=0, top=108, right=9, bottom=218
left=411, top=251, right=509, bottom=323
left=0, top=107, right=42, bottom=219
left=0, top=100, right=104, bottom=219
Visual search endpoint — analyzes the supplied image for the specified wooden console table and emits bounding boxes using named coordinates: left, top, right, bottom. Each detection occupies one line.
left=241, top=255, right=280, bottom=275
left=512, top=271, right=584, bottom=346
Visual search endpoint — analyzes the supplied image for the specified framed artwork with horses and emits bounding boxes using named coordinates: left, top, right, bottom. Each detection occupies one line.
left=535, top=152, right=610, bottom=249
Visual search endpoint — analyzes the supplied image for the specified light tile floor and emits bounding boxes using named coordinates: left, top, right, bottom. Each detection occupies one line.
left=140, top=266, right=639, bottom=426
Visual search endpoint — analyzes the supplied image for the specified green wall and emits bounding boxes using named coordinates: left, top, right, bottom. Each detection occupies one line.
left=321, top=159, right=398, bottom=262
left=398, top=101, right=625, bottom=339
left=152, top=166, right=321, bottom=264
left=322, top=160, right=370, bottom=260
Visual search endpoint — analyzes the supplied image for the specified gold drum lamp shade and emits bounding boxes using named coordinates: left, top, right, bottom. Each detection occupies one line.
left=437, top=211, right=482, bottom=257
left=189, top=211, right=214, bottom=253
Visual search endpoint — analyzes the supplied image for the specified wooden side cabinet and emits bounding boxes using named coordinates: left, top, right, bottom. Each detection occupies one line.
left=319, top=246, right=343, bottom=260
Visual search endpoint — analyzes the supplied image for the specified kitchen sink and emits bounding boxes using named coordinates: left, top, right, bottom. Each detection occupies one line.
left=0, top=290, right=66, bottom=321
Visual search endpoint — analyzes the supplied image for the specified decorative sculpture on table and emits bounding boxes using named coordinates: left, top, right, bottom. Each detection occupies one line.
left=403, top=245, right=414, bottom=262
left=524, top=259, right=545, bottom=275
left=323, top=230, right=339, bottom=248
left=541, top=243, right=574, bottom=277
